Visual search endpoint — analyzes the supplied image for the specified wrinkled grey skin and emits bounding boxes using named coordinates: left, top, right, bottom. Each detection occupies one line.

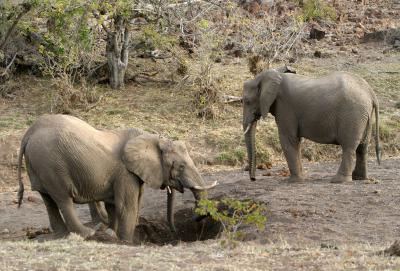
left=243, top=67, right=380, bottom=183
left=88, top=201, right=109, bottom=225
left=17, top=114, right=216, bottom=242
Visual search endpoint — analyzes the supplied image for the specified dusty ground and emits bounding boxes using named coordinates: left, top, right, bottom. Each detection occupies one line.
left=1, top=158, right=399, bottom=244
left=1, top=158, right=400, bottom=269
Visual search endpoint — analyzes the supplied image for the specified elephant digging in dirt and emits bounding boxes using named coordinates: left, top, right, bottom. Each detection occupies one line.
left=243, top=67, right=380, bottom=183
left=17, top=114, right=217, bottom=242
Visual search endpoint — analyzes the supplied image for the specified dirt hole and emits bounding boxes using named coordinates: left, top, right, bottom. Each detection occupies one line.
left=134, top=208, right=222, bottom=245
left=84, top=208, right=222, bottom=246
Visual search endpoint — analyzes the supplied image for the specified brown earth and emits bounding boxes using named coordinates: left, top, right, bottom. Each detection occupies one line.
left=1, top=157, right=399, bottom=247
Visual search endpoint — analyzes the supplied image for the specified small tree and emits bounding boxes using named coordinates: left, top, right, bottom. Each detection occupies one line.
left=196, top=198, right=267, bottom=248
left=94, top=0, right=136, bottom=89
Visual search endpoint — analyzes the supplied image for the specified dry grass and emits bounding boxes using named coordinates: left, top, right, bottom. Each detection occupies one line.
left=0, top=53, right=399, bottom=171
left=1, top=235, right=400, bottom=270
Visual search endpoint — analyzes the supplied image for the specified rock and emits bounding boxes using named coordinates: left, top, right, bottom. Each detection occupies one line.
left=351, top=48, right=358, bottom=54
left=27, top=195, right=42, bottom=203
left=363, top=28, right=400, bottom=44
left=339, top=46, right=347, bottom=51
left=309, top=26, right=326, bottom=40
left=105, top=228, right=117, bottom=238
left=384, top=240, right=400, bottom=256
left=233, top=49, right=245, bottom=58
left=394, top=39, right=400, bottom=48
left=2, top=229, right=10, bottom=234
left=94, top=223, right=108, bottom=231
left=314, top=50, right=322, bottom=58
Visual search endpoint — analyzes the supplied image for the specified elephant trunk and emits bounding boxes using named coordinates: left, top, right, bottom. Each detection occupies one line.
left=244, top=121, right=257, bottom=181
left=167, top=188, right=176, bottom=233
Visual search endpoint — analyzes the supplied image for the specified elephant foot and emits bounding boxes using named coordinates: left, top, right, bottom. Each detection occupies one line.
left=352, top=172, right=367, bottom=181
left=75, top=227, right=95, bottom=239
left=330, top=174, right=352, bottom=184
left=285, top=176, right=305, bottom=183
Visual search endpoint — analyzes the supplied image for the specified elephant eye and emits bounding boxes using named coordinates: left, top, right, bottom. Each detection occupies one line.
left=179, top=164, right=185, bottom=171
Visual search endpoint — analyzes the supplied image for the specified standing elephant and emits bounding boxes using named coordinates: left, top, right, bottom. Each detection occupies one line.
left=243, top=67, right=380, bottom=183
left=17, top=114, right=217, bottom=242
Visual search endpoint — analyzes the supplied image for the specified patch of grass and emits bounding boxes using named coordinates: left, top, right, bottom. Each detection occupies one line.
left=105, top=107, right=130, bottom=116
left=0, top=116, right=26, bottom=133
left=216, top=147, right=246, bottom=166
left=296, top=0, right=337, bottom=22
left=378, top=118, right=399, bottom=142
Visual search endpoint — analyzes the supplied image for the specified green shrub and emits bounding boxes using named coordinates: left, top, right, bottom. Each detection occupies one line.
left=297, top=0, right=336, bottom=22
left=216, top=147, right=246, bottom=166
left=196, top=198, right=267, bottom=248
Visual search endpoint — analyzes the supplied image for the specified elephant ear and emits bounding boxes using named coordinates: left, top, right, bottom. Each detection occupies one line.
left=275, top=65, right=296, bottom=74
left=259, top=70, right=282, bottom=118
left=122, top=134, right=164, bottom=189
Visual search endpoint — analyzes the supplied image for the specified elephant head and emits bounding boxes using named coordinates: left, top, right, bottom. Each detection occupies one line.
left=122, top=134, right=217, bottom=232
left=243, top=68, right=287, bottom=181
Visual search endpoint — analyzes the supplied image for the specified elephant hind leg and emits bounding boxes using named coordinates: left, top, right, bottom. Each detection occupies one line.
left=89, top=202, right=108, bottom=224
left=40, top=192, right=68, bottom=237
left=352, top=142, right=368, bottom=180
left=58, top=198, right=94, bottom=238
left=331, top=147, right=355, bottom=183
left=105, top=202, right=118, bottom=232
left=352, top=118, right=372, bottom=180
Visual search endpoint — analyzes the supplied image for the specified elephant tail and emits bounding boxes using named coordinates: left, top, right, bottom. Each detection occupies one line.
left=17, top=137, right=28, bottom=208
left=374, top=100, right=381, bottom=165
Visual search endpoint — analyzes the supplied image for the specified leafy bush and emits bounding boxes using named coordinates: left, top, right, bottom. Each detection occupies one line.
left=196, top=198, right=267, bottom=248
left=216, top=147, right=246, bottom=166
left=297, top=0, right=336, bottom=22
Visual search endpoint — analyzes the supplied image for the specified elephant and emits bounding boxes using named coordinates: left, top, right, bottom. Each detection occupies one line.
left=243, top=67, right=380, bottom=183
left=17, top=114, right=217, bottom=242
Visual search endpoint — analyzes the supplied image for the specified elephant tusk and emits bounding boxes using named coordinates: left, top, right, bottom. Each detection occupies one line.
left=167, top=186, right=172, bottom=194
left=193, top=181, right=218, bottom=190
left=243, top=124, right=251, bottom=135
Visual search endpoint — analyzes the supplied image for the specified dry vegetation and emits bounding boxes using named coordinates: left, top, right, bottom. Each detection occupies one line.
left=1, top=235, right=400, bottom=270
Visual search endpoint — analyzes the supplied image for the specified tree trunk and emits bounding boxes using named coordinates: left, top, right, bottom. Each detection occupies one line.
left=106, top=16, right=130, bottom=89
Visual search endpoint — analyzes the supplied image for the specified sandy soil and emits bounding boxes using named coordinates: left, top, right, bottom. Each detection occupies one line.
left=1, top=157, right=399, bottom=248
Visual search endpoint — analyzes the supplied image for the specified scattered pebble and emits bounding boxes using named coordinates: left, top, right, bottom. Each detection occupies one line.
left=2, top=228, right=9, bottom=234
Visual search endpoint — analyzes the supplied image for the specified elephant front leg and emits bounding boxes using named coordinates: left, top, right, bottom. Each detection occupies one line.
left=114, top=178, right=142, bottom=242
left=331, top=147, right=355, bottom=183
left=279, top=134, right=304, bottom=182
left=57, top=198, right=95, bottom=238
